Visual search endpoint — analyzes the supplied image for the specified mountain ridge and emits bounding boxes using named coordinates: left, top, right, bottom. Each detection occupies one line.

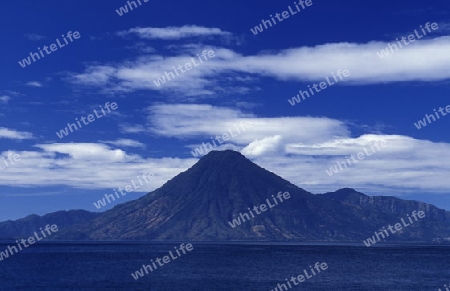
left=2, top=150, right=450, bottom=243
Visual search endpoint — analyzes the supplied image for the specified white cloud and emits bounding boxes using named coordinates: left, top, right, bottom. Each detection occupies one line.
left=1, top=118, right=448, bottom=194
left=253, top=134, right=450, bottom=194
left=241, top=135, right=284, bottom=156
left=26, top=81, right=43, bottom=87
left=146, top=104, right=450, bottom=193
left=0, top=143, right=195, bottom=192
left=118, top=25, right=231, bottom=40
left=72, top=66, right=116, bottom=86
left=70, top=47, right=225, bottom=96
left=1, top=105, right=449, bottom=195
left=69, top=36, right=450, bottom=96
left=0, top=128, right=33, bottom=140
left=119, top=123, right=146, bottom=134
left=0, top=96, right=10, bottom=104
left=102, top=139, right=145, bottom=148
left=35, top=143, right=128, bottom=161
left=147, top=104, right=349, bottom=144
left=286, top=134, right=393, bottom=156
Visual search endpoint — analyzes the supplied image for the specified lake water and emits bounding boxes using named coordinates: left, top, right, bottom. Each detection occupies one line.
left=0, top=242, right=448, bottom=290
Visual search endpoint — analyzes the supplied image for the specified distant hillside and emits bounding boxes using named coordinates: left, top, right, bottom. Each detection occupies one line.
left=0, top=210, right=100, bottom=239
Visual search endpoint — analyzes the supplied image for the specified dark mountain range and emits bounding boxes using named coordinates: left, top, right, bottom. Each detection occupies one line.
left=2, top=150, right=450, bottom=242
left=321, top=188, right=450, bottom=241
left=0, top=210, right=100, bottom=239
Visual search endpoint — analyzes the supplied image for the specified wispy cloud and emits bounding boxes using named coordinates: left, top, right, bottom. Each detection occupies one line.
left=146, top=103, right=348, bottom=144
left=26, top=81, right=43, bottom=87
left=0, top=143, right=195, bottom=191
left=101, top=138, right=145, bottom=148
left=124, top=42, right=156, bottom=53
left=0, top=127, right=33, bottom=140
left=69, top=36, right=450, bottom=97
left=118, top=25, right=231, bottom=40
left=119, top=123, right=146, bottom=134
left=4, top=90, right=21, bottom=96
left=145, top=103, right=450, bottom=193
left=437, top=21, right=450, bottom=33
left=0, top=103, right=449, bottom=194
left=0, top=96, right=10, bottom=104
left=24, top=33, right=46, bottom=41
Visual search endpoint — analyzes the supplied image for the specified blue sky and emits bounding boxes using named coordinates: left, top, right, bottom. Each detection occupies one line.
left=1, top=0, right=450, bottom=221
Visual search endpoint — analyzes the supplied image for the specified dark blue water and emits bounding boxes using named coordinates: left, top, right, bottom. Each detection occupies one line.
left=0, top=242, right=449, bottom=290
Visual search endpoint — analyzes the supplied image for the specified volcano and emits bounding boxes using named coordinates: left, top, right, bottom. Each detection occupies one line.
left=3, top=150, right=450, bottom=242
